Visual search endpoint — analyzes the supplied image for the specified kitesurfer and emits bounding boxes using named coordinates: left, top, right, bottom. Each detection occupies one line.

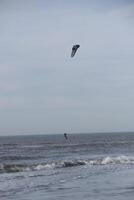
left=64, top=133, right=68, bottom=140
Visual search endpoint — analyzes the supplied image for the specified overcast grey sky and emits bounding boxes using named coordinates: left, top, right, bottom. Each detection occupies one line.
left=0, top=0, right=134, bottom=135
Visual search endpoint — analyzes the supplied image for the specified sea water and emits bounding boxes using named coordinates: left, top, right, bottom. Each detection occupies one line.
left=1, top=132, right=134, bottom=200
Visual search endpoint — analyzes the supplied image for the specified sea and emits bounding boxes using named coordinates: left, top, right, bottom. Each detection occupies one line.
left=1, top=132, right=134, bottom=200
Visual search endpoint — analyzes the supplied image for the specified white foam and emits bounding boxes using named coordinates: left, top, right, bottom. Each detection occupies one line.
left=114, top=155, right=134, bottom=164
left=89, top=155, right=134, bottom=165
left=101, top=156, right=113, bottom=165
left=34, top=163, right=55, bottom=171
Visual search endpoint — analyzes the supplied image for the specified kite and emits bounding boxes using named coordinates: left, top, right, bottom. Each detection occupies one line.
left=71, top=44, right=80, bottom=57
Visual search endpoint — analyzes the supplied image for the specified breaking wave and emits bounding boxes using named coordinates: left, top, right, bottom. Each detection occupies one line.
left=1, top=155, right=134, bottom=173
left=0, top=163, right=55, bottom=173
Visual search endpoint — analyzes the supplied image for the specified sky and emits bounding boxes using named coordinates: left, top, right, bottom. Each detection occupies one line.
left=0, top=0, right=134, bottom=135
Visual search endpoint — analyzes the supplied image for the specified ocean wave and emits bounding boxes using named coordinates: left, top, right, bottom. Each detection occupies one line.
left=0, top=163, right=55, bottom=173
left=0, top=155, right=34, bottom=161
left=1, top=155, right=134, bottom=173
